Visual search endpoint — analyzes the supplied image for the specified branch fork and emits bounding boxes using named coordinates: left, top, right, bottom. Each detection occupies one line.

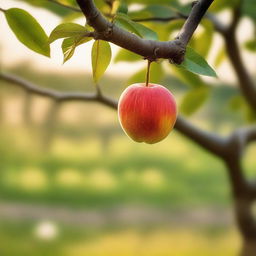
left=76, top=0, right=214, bottom=64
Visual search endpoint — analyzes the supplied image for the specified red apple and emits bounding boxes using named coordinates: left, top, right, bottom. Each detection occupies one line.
left=118, top=83, right=177, bottom=144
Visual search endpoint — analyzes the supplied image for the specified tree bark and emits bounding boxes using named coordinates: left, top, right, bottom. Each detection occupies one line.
left=241, top=239, right=256, bottom=256
left=225, top=155, right=256, bottom=256
left=234, top=197, right=256, bottom=256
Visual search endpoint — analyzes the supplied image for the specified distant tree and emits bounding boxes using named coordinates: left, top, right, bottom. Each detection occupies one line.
left=0, top=0, right=256, bottom=255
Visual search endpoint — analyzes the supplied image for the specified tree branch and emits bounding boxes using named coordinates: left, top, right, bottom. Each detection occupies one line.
left=174, top=116, right=227, bottom=156
left=0, top=7, right=6, bottom=12
left=75, top=0, right=214, bottom=64
left=0, top=72, right=227, bottom=157
left=228, top=0, right=243, bottom=33
left=231, top=126, right=256, bottom=149
left=223, top=33, right=256, bottom=112
left=0, top=72, right=117, bottom=108
left=224, top=128, right=256, bottom=199
left=177, top=0, right=214, bottom=45
left=216, top=1, right=256, bottom=110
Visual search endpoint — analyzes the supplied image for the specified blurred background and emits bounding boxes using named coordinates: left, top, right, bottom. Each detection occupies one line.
left=0, top=0, right=256, bottom=255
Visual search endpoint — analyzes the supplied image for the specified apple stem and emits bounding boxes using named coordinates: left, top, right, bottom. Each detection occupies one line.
left=145, top=60, right=152, bottom=87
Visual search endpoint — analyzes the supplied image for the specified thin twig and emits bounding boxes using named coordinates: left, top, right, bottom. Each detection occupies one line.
left=145, top=60, right=151, bottom=87
left=0, top=7, right=6, bottom=12
left=221, top=1, right=256, bottom=110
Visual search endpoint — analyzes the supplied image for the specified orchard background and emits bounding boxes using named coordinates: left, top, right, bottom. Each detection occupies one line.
left=0, top=0, right=256, bottom=255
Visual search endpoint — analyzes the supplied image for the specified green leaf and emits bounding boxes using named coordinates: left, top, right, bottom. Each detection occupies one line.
left=18, top=0, right=75, bottom=17
left=49, top=23, right=88, bottom=43
left=129, top=4, right=176, bottom=20
left=242, top=0, right=256, bottom=21
left=192, top=19, right=214, bottom=57
left=115, top=13, right=158, bottom=40
left=177, top=47, right=217, bottom=77
left=114, top=48, right=141, bottom=63
left=115, top=18, right=140, bottom=37
left=61, top=12, right=84, bottom=23
left=180, top=87, right=210, bottom=116
left=4, top=8, right=50, bottom=57
left=210, top=0, right=239, bottom=12
left=244, top=39, right=256, bottom=52
left=127, top=62, right=164, bottom=85
left=143, top=4, right=176, bottom=18
left=117, top=1, right=128, bottom=14
left=167, top=19, right=185, bottom=34
left=170, top=66, right=204, bottom=88
left=131, top=22, right=158, bottom=40
left=62, top=35, right=92, bottom=63
left=91, top=40, right=112, bottom=83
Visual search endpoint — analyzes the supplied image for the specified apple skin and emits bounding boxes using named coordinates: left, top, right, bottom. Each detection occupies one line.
left=118, top=83, right=177, bottom=144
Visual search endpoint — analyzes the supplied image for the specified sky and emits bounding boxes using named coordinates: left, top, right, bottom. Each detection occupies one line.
left=0, top=0, right=255, bottom=84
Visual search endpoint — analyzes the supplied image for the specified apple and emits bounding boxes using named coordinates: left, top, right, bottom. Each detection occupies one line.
left=118, top=83, right=177, bottom=144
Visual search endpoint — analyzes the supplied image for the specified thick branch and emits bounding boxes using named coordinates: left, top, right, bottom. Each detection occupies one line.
left=224, top=129, right=256, bottom=200
left=174, top=116, right=227, bottom=156
left=76, top=0, right=214, bottom=63
left=225, top=158, right=256, bottom=240
left=0, top=72, right=226, bottom=157
left=231, top=126, right=256, bottom=149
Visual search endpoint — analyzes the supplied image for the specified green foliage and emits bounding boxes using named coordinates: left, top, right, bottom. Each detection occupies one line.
left=228, top=95, right=256, bottom=123
left=127, top=62, right=164, bottom=85
left=209, top=0, right=239, bottom=12
left=4, top=8, right=50, bottom=57
left=176, top=47, right=217, bottom=77
left=116, top=0, right=128, bottom=14
left=191, top=19, right=214, bottom=58
left=167, top=19, right=185, bottom=35
left=61, top=12, right=84, bottom=23
left=129, top=4, right=177, bottom=19
left=3, top=0, right=255, bottom=126
left=17, top=0, right=75, bottom=16
left=62, top=36, right=92, bottom=63
left=143, top=4, right=177, bottom=17
left=170, top=66, right=204, bottom=88
left=91, top=40, right=112, bottom=83
left=244, top=39, right=256, bottom=52
left=49, top=23, right=88, bottom=43
left=125, top=0, right=179, bottom=5
left=180, top=87, right=210, bottom=116
left=242, top=0, right=256, bottom=21
left=115, top=13, right=158, bottom=40
left=114, top=48, right=142, bottom=63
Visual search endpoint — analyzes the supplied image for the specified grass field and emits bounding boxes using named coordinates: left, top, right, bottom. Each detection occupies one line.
left=0, top=123, right=231, bottom=208
left=0, top=220, right=240, bottom=256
